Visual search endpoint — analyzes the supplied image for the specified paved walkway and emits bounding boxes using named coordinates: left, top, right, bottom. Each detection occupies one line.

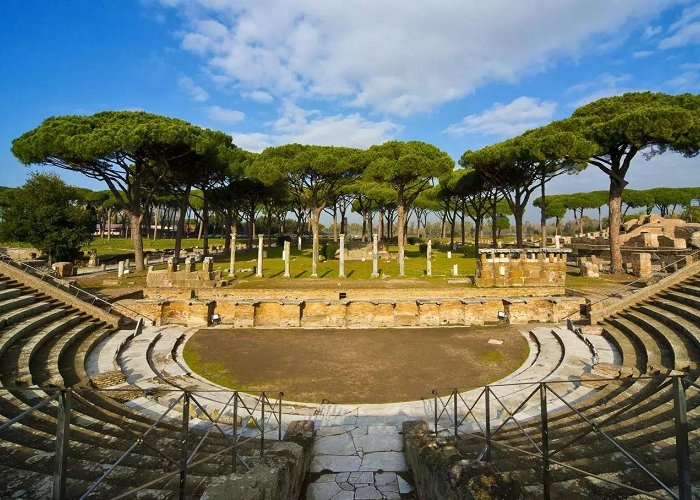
left=306, top=412, right=414, bottom=499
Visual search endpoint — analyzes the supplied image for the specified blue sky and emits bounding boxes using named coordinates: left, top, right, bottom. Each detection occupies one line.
left=1, top=0, right=699, bottom=209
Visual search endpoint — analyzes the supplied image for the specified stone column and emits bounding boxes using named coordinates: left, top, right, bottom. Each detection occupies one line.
left=426, top=239, right=432, bottom=276
left=117, top=261, right=124, bottom=277
left=256, top=234, right=264, bottom=277
left=124, top=258, right=130, bottom=269
left=283, top=240, right=291, bottom=277
left=338, top=233, right=346, bottom=278
left=298, top=236, right=302, bottom=251
left=371, top=234, right=379, bottom=278
left=229, top=231, right=237, bottom=277
left=453, top=264, right=459, bottom=277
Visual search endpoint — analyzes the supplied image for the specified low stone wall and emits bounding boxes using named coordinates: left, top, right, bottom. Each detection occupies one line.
left=202, top=420, right=314, bottom=500
left=119, top=296, right=584, bottom=328
left=145, top=285, right=566, bottom=301
left=402, top=421, right=522, bottom=499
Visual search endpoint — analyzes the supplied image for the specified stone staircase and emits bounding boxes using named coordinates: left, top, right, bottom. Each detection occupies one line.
left=448, top=273, right=700, bottom=498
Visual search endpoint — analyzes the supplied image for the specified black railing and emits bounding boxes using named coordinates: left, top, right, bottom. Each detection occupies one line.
left=0, top=387, right=284, bottom=499
left=431, top=374, right=696, bottom=500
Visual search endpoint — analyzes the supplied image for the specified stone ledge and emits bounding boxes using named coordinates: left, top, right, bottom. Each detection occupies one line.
left=402, top=421, right=523, bottom=499
left=202, top=420, right=314, bottom=500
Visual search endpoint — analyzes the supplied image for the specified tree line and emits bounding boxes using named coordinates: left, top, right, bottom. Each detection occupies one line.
left=9, top=92, right=700, bottom=274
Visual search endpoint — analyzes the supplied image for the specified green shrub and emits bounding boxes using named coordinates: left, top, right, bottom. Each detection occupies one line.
left=463, top=245, right=477, bottom=258
left=322, top=242, right=339, bottom=260
left=276, top=235, right=292, bottom=247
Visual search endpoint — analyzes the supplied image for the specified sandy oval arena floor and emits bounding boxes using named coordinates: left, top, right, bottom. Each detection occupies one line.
left=183, top=325, right=529, bottom=404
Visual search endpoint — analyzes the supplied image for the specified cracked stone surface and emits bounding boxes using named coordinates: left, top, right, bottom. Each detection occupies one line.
left=306, top=418, right=413, bottom=500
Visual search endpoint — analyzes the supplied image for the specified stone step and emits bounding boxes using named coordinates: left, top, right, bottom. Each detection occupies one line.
left=599, top=321, right=644, bottom=374
left=0, top=287, right=22, bottom=302
left=0, top=300, right=56, bottom=329
left=85, top=328, right=137, bottom=377
left=608, top=315, right=668, bottom=373
left=663, top=286, right=700, bottom=307
left=6, top=313, right=86, bottom=386
left=148, top=327, right=190, bottom=380
left=582, top=334, right=621, bottom=365
left=0, top=307, right=72, bottom=358
left=119, top=328, right=169, bottom=386
left=32, top=319, right=104, bottom=386
left=636, top=302, right=700, bottom=350
left=672, top=282, right=700, bottom=299
left=0, top=294, right=37, bottom=314
left=624, top=309, right=699, bottom=372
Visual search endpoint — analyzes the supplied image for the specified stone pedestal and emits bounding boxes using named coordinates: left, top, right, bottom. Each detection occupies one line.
left=338, top=234, right=346, bottom=278
left=631, top=252, right=652, bottom=278
left=52, top=262, right=73, bottom=278
left=166, top=257, right=176, bottom=272
left=452, top=264, right=459, bottom=277
left=184, top=257, right=195, bottom=273
left=283, top=240, right=291, bottom=278
left=202, top=257, right=214, bottom=273
left=124, top=259, right=130, bottom=269
left=256, top=234, right=264, bottom=277
left=298, top=236, right=302, bottom=251
left=371, top=234, right=379, bottom=278
left=87, top=249, right=98, bottom=267
left=117, top=261, right=125, bottom=277
left=426, top=240, right=432, bottom=276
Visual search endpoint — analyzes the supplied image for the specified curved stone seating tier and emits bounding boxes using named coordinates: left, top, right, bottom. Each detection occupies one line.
left=0, top=273, right=240, bottom=498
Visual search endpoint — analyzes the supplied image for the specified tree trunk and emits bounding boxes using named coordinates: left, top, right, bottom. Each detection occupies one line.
left=608, top=179, right=624, bottom=273
left=311, top=207, right=322, bottom=277
left=153, top=206, right=159, bottom=240
left=474, top=217, right=481, bottom=254
left=247, top=209, right=254, bottom=251
left=223, top=213, right=233, bottom=253
left=107, top=208, right=112, bottom=241
left=460, top=200, right=466, bottom=246
left=129, top=211, right=145, bottom=271
left=173, top=185, right=191, bottom=264
left=513, top=206, right=524, bottom=247
left=202, top=195, right=209, bottom=256
left=397, top=204, right=406, bottom=276
left=379, top=208, right=385, bottom=241
left=539, top=175, right=546, bottom=248
left=332, top=204, right=338, bottom=242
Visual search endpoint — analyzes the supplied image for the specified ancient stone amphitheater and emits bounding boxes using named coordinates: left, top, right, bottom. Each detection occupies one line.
left=0, top=256, right=697, bottom=499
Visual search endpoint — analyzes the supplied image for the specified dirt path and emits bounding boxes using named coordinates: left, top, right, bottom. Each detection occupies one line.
left=184, top=325, right=528, bottom=404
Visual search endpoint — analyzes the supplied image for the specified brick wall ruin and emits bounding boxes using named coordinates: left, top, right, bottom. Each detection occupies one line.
left=475, top=248, right=570, bottom=288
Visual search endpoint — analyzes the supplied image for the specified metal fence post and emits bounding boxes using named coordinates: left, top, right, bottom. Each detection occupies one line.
left=673, top=377, right=691, bottom=500
left=53, top=389, right=71, bottom=500
left=540, top=383, right=550, bottom=500
left=432, top=390, right=438, bottom=435
left=485, top=387, right=491, bottom=462
left=260, top=392, right=266, bottom=456
left=232, top=393, right=238, bottom=473
left=179, top=391, right=190, bottom=500
left=278, top=392, right=283, bottom=441
left=453, top=389, right=458, bottom=442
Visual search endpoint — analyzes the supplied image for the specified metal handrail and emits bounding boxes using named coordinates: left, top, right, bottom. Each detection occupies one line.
left=0, top=386, right=285, bottom=499
left=431, top=374, right=696, bottom=500
left=0, top=253, right=156, bottom=325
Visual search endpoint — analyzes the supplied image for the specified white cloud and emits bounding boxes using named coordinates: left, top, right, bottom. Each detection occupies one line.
left=232, top=101, right=399, bottom=152
left=664, top=70, right=699, bottom=88
left=162, top=0, right=681, bottom=116
left=567, top=73, right=631, bottom=108
left=643, top=25, right=663, bottom=39
left=244, top=90, right=274, bottom=103
left=659, top=3, right=700, bottom=49
left=444, top=97, right=557, bottom=137
left=178, top=76, right=209, bottom=102
left=206, top=105, right=245, bottom=123
left=632, top=50, right=654, bottom=59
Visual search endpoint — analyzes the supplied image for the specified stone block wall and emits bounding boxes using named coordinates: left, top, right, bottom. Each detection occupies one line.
left=475, top=248, right=570, bottom=287
left=120, top=296, right=584, bottom=328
